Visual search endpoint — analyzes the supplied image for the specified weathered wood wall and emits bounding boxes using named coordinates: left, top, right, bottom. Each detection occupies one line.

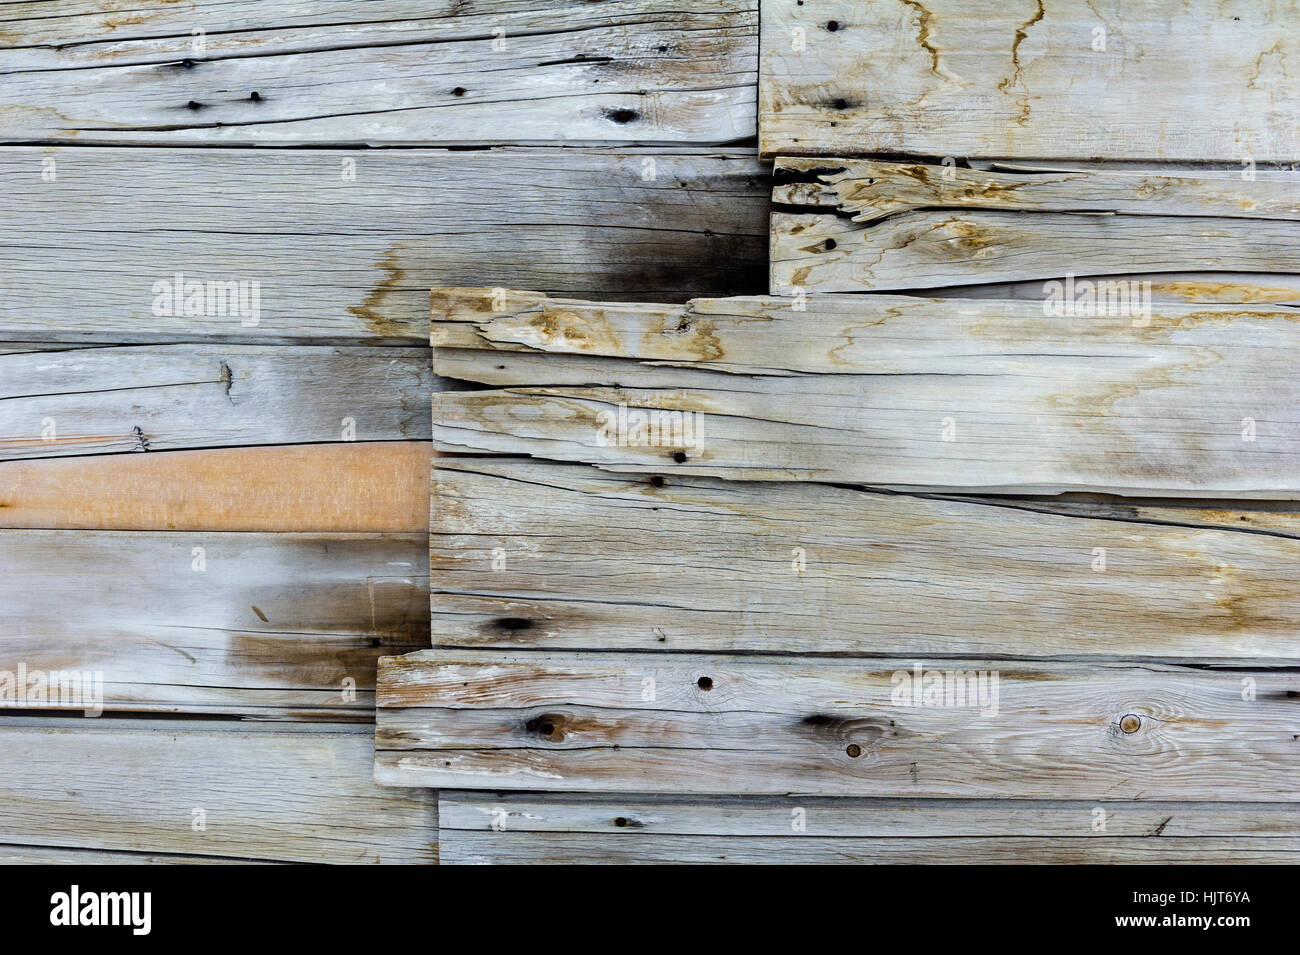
left=0, top=0, right=764, bottom=865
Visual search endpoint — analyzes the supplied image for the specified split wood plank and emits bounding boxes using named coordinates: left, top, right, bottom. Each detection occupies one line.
left=771, top=159, right=1300, bottom=292
left=0, top=442, right=431, bottom=531
left=425, top=458, right=1300, bottom=661
left=926, top=274, right=1300, bottom=308
left=439, top=794, right=1300, bottom=863
left=0, top=0, right=756, bottom=146
left=0, top=530, right=429, bottom=718
left=431, top=288, right=1300, bottom=497
left=0, top=147, right=768, bottom=343
left=0, top=344, right=430, bottom=461
left=759, top=0, right=1300, bottom=161
left=375, top=651, right=1300, bottom=799
left=0, top=717, right=436, bottom=864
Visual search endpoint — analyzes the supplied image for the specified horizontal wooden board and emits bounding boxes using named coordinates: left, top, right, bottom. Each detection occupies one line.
left=0, top=717, right=436, bottom=863
left=431, top=288, right=1300, bottom=496
left=0, top=344, right=430, bottom=461
left=0, top=530, right=429, bottom=717
left=440, top=792, right=1300, bottom=837
left=773, top=159, right=1300, bottom=224
left=0, top=846, right=274, bottom=864
left=759, top=0, right=1300, bottom=161
left=425, top=458, right=1300, bottom=661
left=376, top=651, right=1300, bottom=798
left=0, top=0, right=755, bottom=146
left=772, top=158, right=1300, bottom=291
left=0, top=148, right=768, bottom=343
left=0, top=442, right=431, bottom=531
left=439, top=832, right=1299, bottom=864
left=441, top=794, right=1300, bottom=861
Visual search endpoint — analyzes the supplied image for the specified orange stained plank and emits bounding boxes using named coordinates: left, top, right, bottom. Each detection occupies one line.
left=0, top=442, right=431, bottom=532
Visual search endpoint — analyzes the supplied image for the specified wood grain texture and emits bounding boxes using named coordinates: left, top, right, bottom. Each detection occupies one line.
left=927, top=273, right=1300, bottom=307
left=0, top=846, right=276, bottom=864
left=771, top=158, right=1300, bottom=291
left=425, top=458, right=1300, bottom=661
left=0, top=148, right=768, bottom=343
left=440, top=792, right=1300, bottom=836
left=0, top=0, right=755, bottom=146
left=0, top=442, right=431, bottom=531
left=773, top=158, right=1300, bottom=224
left=440, top=832, right=1300, bottom=864
left=0, top=717, right=437, bottom=863
left=440, top=794, right=1300, bottom=862
left=0, top=530, right=429, bottom=717
left=376, top=650, right=1300, bottom=798
left=431, top=288, right=1300, bottom=497
left=0, top=344, right=430, bottom=461
left=759, top=0, right=1300, bottom=161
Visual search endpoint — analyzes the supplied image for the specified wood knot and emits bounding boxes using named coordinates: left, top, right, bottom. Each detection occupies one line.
left=1119, top=713, right=1142, bottom=734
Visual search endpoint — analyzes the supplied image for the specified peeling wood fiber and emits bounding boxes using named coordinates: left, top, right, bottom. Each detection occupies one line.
left=771, top=158, right=1300, bottom=292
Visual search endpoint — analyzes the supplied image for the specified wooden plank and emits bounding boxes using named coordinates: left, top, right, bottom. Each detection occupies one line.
left=773, top=159, right=1300, bottom=224
left=0, top=0, right=756, bottom=146
left=927, top=273, right=1300, bottom=307
left=0, top=717, right=436, bottom=863
left=440, top=793, right=1300, bottom=837
left=0, top=530, right=429, bottom=718
left=0, top=147, right=769, bottom=343
left=430, top=288, right=1300, bottom=497
left=0, top=846, right=276, bottom=864
left=759, top=0, right=1300, bottom=161
left=771, top=158, right=1300, bottom=291
left=0, top=344, right=430, bottom=461
left=424, top=458, right=1300, bottom=661
left=375, top=651, right=1300, bottom=799
left=439, top=832, right=1299, bottom=864
left=0, top=442, right=431, bottom=531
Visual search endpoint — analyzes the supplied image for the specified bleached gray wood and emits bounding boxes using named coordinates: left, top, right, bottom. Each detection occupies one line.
left=759, top=0, right=1300, bottom=161
left=771, top=159, right=1300, bottom=291
left=376, top=650, right=1300, bottom=799
left=424, top=458, right=1300, bottom=661
left=0, top=846, right=276, bottom=865
left=440, top=792, right=1300, bottom=837
left=0, top=530, right=428, bottom=717
left=439, top=832, right=1300, bottom=864
left=0, top=344, right=430, bottom=460
left=431, top=288, right=1300, bottom=497
left=0, top=717, right=436, bottom=864
left=0, top=147, right=768, bottom=343
left=0, top=0, right=756, bottom=146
